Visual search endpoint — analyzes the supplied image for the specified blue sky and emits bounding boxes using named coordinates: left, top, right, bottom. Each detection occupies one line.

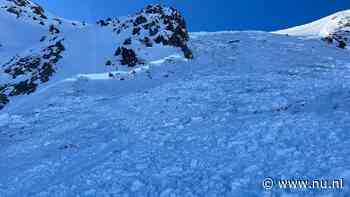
left=33, top=0, right=350, bottom=32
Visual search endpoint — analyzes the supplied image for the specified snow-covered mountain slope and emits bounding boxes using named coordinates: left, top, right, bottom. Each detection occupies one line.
left=0, top=0, right=83, bottom=62
left=2, top=30, right=350, bottom=197
left=275, top=10, right=350, bottom=48
left=0, top=2, right=193, bottom=110
left=1, top=1, right=350, bottom=197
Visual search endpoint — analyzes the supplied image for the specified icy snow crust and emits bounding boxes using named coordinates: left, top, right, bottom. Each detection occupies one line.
left=1, top=31, right=350, bottom=196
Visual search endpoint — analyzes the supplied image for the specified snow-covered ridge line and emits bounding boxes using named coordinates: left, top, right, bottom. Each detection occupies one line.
left=274, top=9, right=350, bottom=49
left=274, top=10, right=350, bottom=37
left=0, top=1, right=193, bottom=110
left=0, top=0, right=84, bottom=35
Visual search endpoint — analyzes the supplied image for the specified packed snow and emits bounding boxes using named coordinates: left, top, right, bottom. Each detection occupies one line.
left=1, top=31, right=350, bottom=197
left=1, top=1, right=350, bottom=197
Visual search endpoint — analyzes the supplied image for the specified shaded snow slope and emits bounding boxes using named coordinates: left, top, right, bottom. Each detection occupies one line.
left=0, top=0, right=83, bottom=63
left=0, top=9, right=46, bottom=62
left=1, top=31, right=350, bottom=197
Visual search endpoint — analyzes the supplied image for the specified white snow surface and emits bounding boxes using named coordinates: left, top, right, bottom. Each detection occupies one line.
left=0, top=3, right=350, bottom=197
left=274, top=9, right=350, bottom=38
left=1, top=30, right=350, bottom=197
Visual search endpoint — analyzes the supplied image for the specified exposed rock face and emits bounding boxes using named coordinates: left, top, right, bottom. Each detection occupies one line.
left=324, top=30, right=350, bottom=49
left=0, top=37, right=65, bottom=104
left=1, top=0, right=47, bottom=23
left=7, top=0, right=30, bottom=7
left=0, top=91, right=9, bottom=110
left=0, top=0, right=74, bottom=109
left=322, top=16, right=350, bottom=49
left=120, top=47, right=139, bottom=67
left=97, top=5, right=193, bottom=67
left=114, top=47, right=139, bottom=67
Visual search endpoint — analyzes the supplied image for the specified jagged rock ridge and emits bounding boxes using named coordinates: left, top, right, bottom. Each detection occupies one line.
left=1, top=0, right=47, bottom=24
left=97, top=5, right=193, bottom=67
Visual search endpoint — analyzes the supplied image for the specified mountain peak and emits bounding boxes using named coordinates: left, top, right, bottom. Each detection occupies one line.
left=275, top=10, right=350, bottom=37
left=275, top=9, right=350, bottom=48
left=96, top=4, right=193, bottom=65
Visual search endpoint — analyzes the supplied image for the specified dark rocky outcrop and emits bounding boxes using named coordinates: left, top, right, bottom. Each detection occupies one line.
left=30, top=3, right=46, bottom=19
left=120, top=47, right=139, bottom=67
left=3, top=0, right=48, bottom=23
left=324, top=30, right=350, bottom=49
left=97, top=5, right=193, bottom=67
left=134, top=15, right=147, bottom=26
left=114, top=47, right=140, bottom=67
left=322, top=17, right=350, bottom=49
left=6, top=6, right=20, bottom=17
left=4, top=56, right=41, bottom=78
left=0, top=93, right=9, bottom=110
left=0, top=38, right=65, bottom=108
left=49, top=24, right=60, bottom=34
left=123, top=38, right=132, bottom=45
left=0, top=84, right=9, bottom=110
left=105, top=60, right=112, bottom=66
left=97, top=19, right=109, bottom=27
left=7, top=0, right=27, bottom=6
left=141, top=37, right=153, bottom=47
left=9, top=80, right=37, bottom=96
